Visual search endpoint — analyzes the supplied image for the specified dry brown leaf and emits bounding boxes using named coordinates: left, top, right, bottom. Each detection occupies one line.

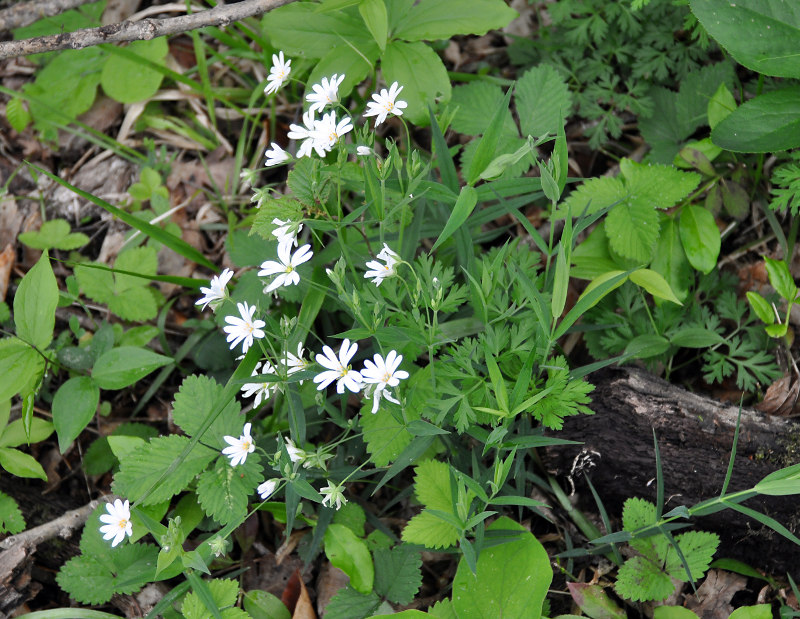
left=276, top=530, right=307, bottom=566
left=293, top=577, right=316, bottom=619
left=0, top=243, right=14, bottom=302
left=756, top=374, right=800, bottom=416
left=685, top=569, right=747, bottom=618
left=316, top=564, right=349, bottom=617
left=282, top=569, right=302, bottom=614
left=0, top=195, right=23, bottom=249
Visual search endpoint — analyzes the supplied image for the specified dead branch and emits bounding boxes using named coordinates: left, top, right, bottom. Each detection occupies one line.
left=0, top=499, right=97, bottom=551
left=0, top=0, right=95, bottom=33
left=0, top=0, right=295, bottom=60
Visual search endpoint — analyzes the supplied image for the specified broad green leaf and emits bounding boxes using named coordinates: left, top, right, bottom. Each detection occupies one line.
left=262, top=4, right=374, bottom=58
left=558, top=270, right=630, bottom=338
left=663, top=530, right=718, bottom=583
left=604, top=198, right=660, bottom=263
left=451, top=517, right=550, bottom=618
left=615, top=554, right=674, bottom=602
left=52, top=376, right=100, bottom=453
left=18, top=219, right=89, bottom=250
left=182, top=578, right=244, bottom=619
left=653, top=607, right=701, bottom=619
left=0, top=416, right=53, bottom=448
left=571, top=225, right=620, bottom=280
left=708, top=83, right=736, bottom=130
left=669, top=328, right=725, bottom=348
left=728, top=606, right=773, bottom=619
left=196, top=456, right=263, bottom=524
left=14, top=252, right=57, bottom=350
left=373, top=546, right=422, bottom=604
left=113, top=435, right=216, bottom=504
left=624, top=334, right=671, bottom=359
left=516, top=64, right=572, bottom=138
left=467, top=87, right=514, bottom=185
left=107, top=435, right=146, bottom=461
left=679, top=205, right=720, bottom=274
left=567, top=583, right=626, bottom=619
left=0, top=446, right=47, bottom=480
left=431, top=185, right=478, bottom=251
left=101, top=38, right=168, bottom=103
left=5, top=97, right=30, bottom=132
left=450, top=81, right=517, bottom=137
left=629, top=269, right=683, bottom=305
left=324, top=523, right=374, bottom=594
left=393, top=0, right=518, bottom=41
left=711, top=87, right=800, bottom=152
left=243, top=591, right=291, bottom=619
left=746, top=291, right=775, bottom=325
left=172, top=375, right=242, bottom=450
left=650, top=216, right=692, bottom=302
left=401, top=459, right=461, bottom=548
left=402, top=510, right=460, bottom=549
left=0, top=338, right=43, bottom=402
left=382, top=40, right=451, bottom=125
left=690, top=0, right=800, bottom=78
left=0, top=491, right=25, bottom=534
left=359, top=0, right=388, bottom=51
left=306, top=37, right=380, bottom=105
left=92, top=346, right=172, bottom=390
left=764, top=256, right=798, bottom=302
left=361, top=401, right=417, bottom=466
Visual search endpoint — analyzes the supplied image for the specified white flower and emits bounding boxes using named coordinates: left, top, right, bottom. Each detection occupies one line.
left=271, top=218, right=303, bottom=246
left=284, top=437, right=307, bottom=464
left=223, top=302, right=266, bottom=353
left=310, top=112, right=353, bottom=154
left=264, top=51, right=291, bottom=95
left=241, top=361, right=276, bottom=407
left=320, top=482, right=347, bottom=510
left=364, top=243, right=400, bottom=286
left=257, top=478, right=279, bottom=500
left=364, top=82, right=408, bottom=126
left=222, top=422, right=255, bottom=467
left=287, top=110, right=322, bottom=158
left=99, top=499, right=133, bottom=548
left=360, top=350, right=409, bottom=413
left=313, top=338, right=362, bottom=394
left=265, top=142, right=289, bottom=167
left=356, top=145, right=372, bottom=156
left=195, top=268, right=234, bottom=311
left=306, top=73, right=345, bottom=114
left=281, top=342, right=310, bottom=383
left=258, top=241, right=314, bottom=293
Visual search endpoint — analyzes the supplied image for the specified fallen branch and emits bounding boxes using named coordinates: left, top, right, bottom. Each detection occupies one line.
left=0, top=0, right=295, bottom=60
left=0, top=0, right=95, bottom=33
left=0, top=499, right=97, bottom=551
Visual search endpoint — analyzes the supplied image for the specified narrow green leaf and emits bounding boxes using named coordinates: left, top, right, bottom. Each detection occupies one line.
left=429, top=107, right=459, bottom=192
left=629, top=269, right=683, bottom=305
left=764, top=257, right=798, bottom=302
left=92, top=347, right=172, bottom=390
left=359, top=0, right=388, bottom=51
left=431, top=185, right=478, bottom=252
left=746, top=291, right=775, bottom=325
left=554, top=271, right=630, bottom=340
left=467, top=87, right=514, bottom=185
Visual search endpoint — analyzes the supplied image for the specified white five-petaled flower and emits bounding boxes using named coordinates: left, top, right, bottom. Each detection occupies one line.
left=364, top=82, right=407, bottom=126
left=222, top=422, right=255, bottom=467
left=287, top=110, right=323, bottom=158
left=360, top=350, right=409, bottom=413
left=258, top=242, right=314, bottom=293
left=356, top=145, right=373, bottom=156
left=223, top=302, right=266, bottom=353
left=313, top=338, right=362, bottom=394
left=271, top=218, right=303, bottom=246
left=265, top=142, right=289, bottom=167
left=264, top=51, right=291, bottom=95
left=99, top=499, right=133, bottom=548
left=320, top=482, right=347, bottom=510
left=241, top=361, right=276, bottom=407
left=310, top=111, right=353, bottom=154
left=306, top=74, right=345, bottom=114
left=281, top=341, right=310, bottom=383
left=284, top=437, right=307, bottom=465
left=257, top=478, right=279, bottom=500
left=364, top=243, right=400, bottom=286
left=195, top=268, right=234, bottom=311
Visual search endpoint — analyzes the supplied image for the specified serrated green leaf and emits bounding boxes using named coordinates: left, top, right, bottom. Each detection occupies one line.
left=393, top=0, right=518, bottom=41
left=183, top=578, right=247, bottom=619
left=604, top=199, right=660, bottom=263
left=615, top=555, right=674, bottom=602
left=382, top=40, right=451, bottom=125
left=18, top=219, right=88, bottom=250
left=196, top=456, right=262, bottom=525
left=360, top=401, right=417, bottom=466
left=325, top=587, right=382, bottom=619
left=14, top=252, right=57, bottom=350
left=5, top=97, right=30, bottom=132
left=402, top=510, right=460, bottom=549
left=324, top=524, right=374, bottom=594
left=413, top=459, right=453, bottom=512
left=52, top=376, right=100, bottom=453
left=451, top=517, right=550, bottom=618
left=560, top=175, right=626, bottom=218
left=113, top=435, right=216, bottom=504
left=516, top=64, right=572, bottom=138
left=450, top=81, right=517, bottom=137
left=0, top=490, right=25, bottom=534
left=664, top=530, right=719, bottom=582
left=91, top=346, right=172, bottom=390
left=373, top=546, right=422, bottom=604
left=172, top=374, right=242, bottom=450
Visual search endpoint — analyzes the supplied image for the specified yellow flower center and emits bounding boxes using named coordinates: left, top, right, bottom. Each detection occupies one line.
left=328, top=131, right=338, bottom=142
left=384, top=101, right=394, bottom=112
left=284, top=265, right=294, bottom=273
left=382, top=371, right=391, bottom=383
left=118, top=519, right=128, bottom=529
left=242, top=440, right=251, bottom=450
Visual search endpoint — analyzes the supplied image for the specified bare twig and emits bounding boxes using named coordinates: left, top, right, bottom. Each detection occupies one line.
left=0, top=0, right=95, bottom=33
left=0, top=0, right=295, bottom=60
left=0, top=499, right=98, bottom=551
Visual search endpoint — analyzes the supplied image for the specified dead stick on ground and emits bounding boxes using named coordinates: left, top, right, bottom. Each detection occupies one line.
left=0, top=499, right=98, bottom=551
left=0, top=0, right=95, bottom=32
left=0, top=0, right=295, bottom=60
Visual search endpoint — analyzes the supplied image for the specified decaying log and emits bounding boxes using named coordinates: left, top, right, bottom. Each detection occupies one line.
left=545, top=366, right=800, bottom=580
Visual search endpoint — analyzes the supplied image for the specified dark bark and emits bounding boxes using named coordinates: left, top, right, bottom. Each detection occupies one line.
left=545, top=366, right=800, bottom=580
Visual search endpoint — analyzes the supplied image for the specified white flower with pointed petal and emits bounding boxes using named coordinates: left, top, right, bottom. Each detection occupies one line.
left=258, top=242, right=314, bottom=293
left=313, top=338, right=362, bottom=394
left=265, top=142, right=289, bottom=167
left=310, top=111, right=353, bottom=154
left=284, top=437, right=307, bottom=464
left=306, top=73, right=345, bottom=114
left=364, top=82, right=408, bottom=126
left=356, top=145, right=372, bottom=156
left=320, top=482, right=347, bottom=510
left=196, top=268, right=234, bottom=311
left=281, top=341, right=310, bottom=384
left=287, top=110, right=323, bottom=158
left=264, top=51, right=291, bottom=95
left=364, top=243, right=400, bottom=286
left=360, top=350, right=409, bottom=413
left=223, top=302, right=266, bottom=353
left=257, top=478, right=279, bottom=500
left=241, top=361, right=276, bottom=407
left=271, top=218, right=303, bottom=246
left=99, top=499, right=133, bottom=547
left=222, top=422, right=255, bottom=467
